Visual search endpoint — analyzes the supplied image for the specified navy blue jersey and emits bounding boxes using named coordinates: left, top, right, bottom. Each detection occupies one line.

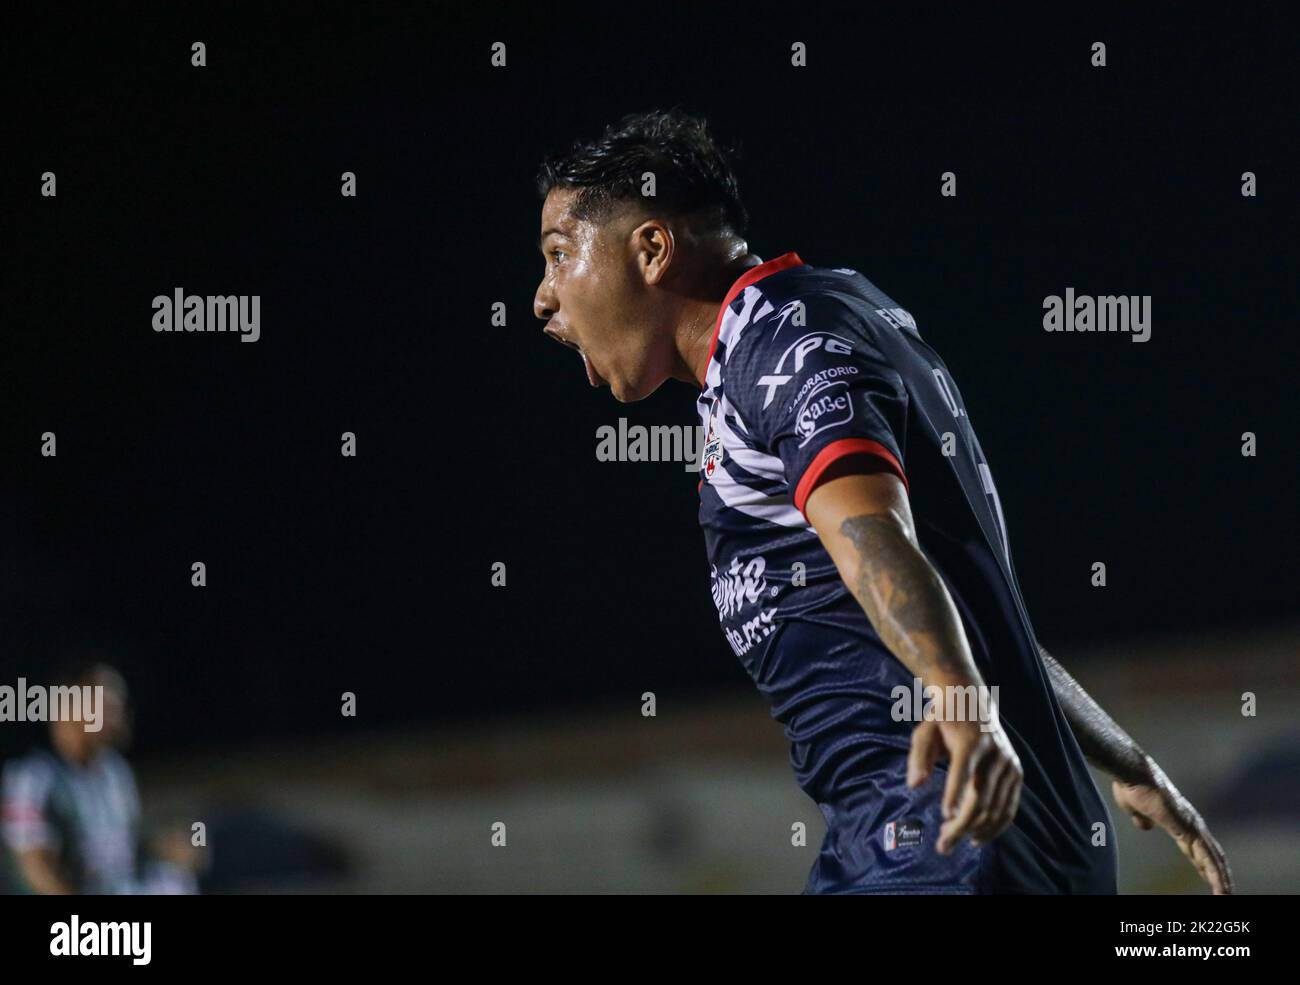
left=696, top=253, right=1117, bottom=893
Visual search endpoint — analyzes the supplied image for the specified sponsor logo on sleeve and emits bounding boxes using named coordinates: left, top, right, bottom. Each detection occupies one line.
left=794, top=380, right=853, bottom=447
left=787, top=364, right=858, bottom=411
left=755, top=332, right=855, bottom=408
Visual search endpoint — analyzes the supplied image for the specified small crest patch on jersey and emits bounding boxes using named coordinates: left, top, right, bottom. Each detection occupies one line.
left=883, top=818, right=924, bottom=850
left=701, top=399, right=722, bottom=479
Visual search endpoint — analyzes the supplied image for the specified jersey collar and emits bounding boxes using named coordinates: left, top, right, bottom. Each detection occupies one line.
left=700, top=251, right=804, bottom=390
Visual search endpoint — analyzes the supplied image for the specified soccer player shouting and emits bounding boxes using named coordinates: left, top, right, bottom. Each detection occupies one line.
left=532, top=110, right=1232, bottom=894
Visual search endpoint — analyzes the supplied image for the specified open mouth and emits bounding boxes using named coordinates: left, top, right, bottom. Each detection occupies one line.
left=546, top=328, right=604, bottom=387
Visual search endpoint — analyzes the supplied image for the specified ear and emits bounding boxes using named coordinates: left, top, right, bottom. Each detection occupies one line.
left=631, top=219, right=674, bottom=286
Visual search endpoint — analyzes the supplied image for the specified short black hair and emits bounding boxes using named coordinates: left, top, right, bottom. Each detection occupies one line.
left=51, top=651, right=124, bottom=690
left=537, top=108, right=748, bottom=237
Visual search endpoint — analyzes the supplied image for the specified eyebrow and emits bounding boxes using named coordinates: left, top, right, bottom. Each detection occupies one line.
left=538, top=227, right=570, bottom=251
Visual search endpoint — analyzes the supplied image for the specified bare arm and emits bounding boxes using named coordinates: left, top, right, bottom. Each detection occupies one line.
left=805, top=469, right=1023, bottom=853
left=12, top=846, right=76, bottom=895
left=1038, top=644, right=1234, bottom=894
left=1039, top=645, right=1151, bottom=785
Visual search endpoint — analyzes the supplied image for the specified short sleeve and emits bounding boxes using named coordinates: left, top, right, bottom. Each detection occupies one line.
left=741, top=302, right=909, bottom=516
left=1, top=755, right=59, bottom=853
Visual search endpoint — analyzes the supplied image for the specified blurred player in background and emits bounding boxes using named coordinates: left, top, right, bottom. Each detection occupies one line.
left=531, top=109, right=1233, bottom=894
left=1, top=659, right=199, bottom=894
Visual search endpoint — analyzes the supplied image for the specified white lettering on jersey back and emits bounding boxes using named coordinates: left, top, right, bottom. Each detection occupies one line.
left=932, top=366, right=964, bottom=418
left=977, top=462, right=1011, bottom=564
left=875, top=307, right=919, bottom=333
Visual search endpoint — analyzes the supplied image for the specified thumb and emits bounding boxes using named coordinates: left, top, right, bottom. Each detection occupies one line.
left=942, top=741, right=972, bottom=820
left=907, top=720, right=941, bottom=788
left=1129, top=810, right=1154, bottom=831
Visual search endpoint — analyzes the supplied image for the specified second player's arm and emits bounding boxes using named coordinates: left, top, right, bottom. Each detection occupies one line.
left=1038, top=645, right=1149, bottom=784
left=10, top=846, right=76, bottom=895
left=1038, top=644, right=1234, bottom=893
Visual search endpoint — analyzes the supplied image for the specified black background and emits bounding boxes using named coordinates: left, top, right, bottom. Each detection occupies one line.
left=6, top=4, right=1297, bottom=754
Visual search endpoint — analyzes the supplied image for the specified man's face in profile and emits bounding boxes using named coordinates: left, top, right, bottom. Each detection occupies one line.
left=534, top=188, right=671, bottom=403
left=54, top=665, right=132, bottom=753
left=94, top=668, right=131, bottom=747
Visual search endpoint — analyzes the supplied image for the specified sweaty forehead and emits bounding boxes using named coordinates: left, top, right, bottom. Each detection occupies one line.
left=541, top=187, right=643, bottom=243
left=540, top=188, right=583, bottom=236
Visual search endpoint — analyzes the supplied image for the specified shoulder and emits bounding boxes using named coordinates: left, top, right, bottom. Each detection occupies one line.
left=717, top=265, right=905, bottom=418
left=2, top=749, right=60, bottom=799
left=719, top=265, right=900, bottom=375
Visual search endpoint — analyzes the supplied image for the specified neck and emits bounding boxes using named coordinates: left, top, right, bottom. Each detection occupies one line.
left=673, top=247, right=763, bottom=388
left=53, top=729, right=94, bottom=767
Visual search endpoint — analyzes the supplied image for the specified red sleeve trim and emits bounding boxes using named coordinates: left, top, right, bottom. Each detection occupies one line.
left=1, top=804, right=44, bottom=821
left=793, top=438, right=909, bottom=515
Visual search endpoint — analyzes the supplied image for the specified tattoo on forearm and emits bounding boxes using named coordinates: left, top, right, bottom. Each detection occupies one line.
left=1039, top=647, right=1150, bottom=784
left=839, top=513, right=978, bottom=681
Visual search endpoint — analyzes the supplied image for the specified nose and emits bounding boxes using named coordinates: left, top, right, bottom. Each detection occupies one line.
left=534, top=279, right=557, bottom=323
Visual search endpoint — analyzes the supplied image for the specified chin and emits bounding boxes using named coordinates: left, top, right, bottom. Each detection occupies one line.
left=610, top=380, right=652, bottom=403
left=609, top=369, right=665, bottom=403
